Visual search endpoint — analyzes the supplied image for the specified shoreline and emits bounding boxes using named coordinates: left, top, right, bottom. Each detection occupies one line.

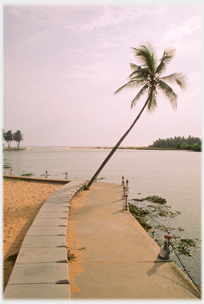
left=3, top=146, right=199, bottom=151
left=3, top=146, right=147, bottom=150
left=3, top=147, right=26, bottom=151
left=3, top=146, right=181, bottom=151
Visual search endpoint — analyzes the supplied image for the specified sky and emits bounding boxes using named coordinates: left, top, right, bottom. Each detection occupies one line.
left=2, top=0, right=202, bottom=147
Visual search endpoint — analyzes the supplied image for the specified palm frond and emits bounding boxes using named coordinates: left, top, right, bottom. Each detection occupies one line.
left=129, top=63, right=140, bottom=71
left=128, top=66, right=150, bottom=81
left=158, top=80, right=177, bottom=110
left=114, top=80, right=141, bottom=95
left=155, top=48, right=175, bottom=75
left=160, top=73, right=187, bottom=89
left=130, top=84, right=148, bottom=109
left=132, top=44, right=156, bottom=72
left=114, top=44, right=186, bottom=112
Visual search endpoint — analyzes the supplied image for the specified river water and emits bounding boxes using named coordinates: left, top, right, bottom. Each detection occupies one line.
left=3, top=147, right=202, bottom=289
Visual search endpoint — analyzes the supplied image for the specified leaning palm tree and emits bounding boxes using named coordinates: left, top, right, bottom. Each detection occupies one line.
left=86, top=44, right=186, bottom=188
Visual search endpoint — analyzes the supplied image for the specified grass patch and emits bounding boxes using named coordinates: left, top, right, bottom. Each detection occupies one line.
left=78, top=247, right=87, bottom=251
left=21, top=173, right=33, bottom=177
left=6, top=253, right=18, bottom=265
left=4, top=163, right=11, bottom=169
left=67, top=249, right=76, bottom=262
left=133, top=195, right=166, bottom=204
left=67, top=247, right=86, bottom=262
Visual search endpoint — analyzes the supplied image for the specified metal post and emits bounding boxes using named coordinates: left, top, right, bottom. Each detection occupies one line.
left=123, top=190, right=128, bottom=210
left=158, top=231, right=172, bottom=260
left=126, top=179, right=129, bottom=190
left=121, top=176, right=125, bottom=186
left=122, top=185, right=126, bottom=198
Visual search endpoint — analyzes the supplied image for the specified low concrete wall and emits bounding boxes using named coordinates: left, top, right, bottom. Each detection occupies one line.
left=4, top=179, right=88, bottom=299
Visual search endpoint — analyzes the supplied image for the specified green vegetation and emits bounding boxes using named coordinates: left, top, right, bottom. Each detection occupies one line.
left=67, top=248, right=76, bottom=262
left=149, top=136, right=201, bottom=152
left=13, top=130, right=24, bottom=148
left=67, top=247, right=86, bottom=262
left=21, top=173, right=33, bottom=177
left=6, top=253, right=18, bottom=265
left=171, top=236, right=198, bottom=256
left=3, top=129, right=24, bottom=148
left=3, top=178, right=17, bottom=183
left=154, top=224, right=175, bottom=232
left=129, top=196, right=199, bottom=257
left=84, top=185, right=90, bottom=190
left=129, top=204, right=152, bottom=231
left=86, top=44, right=186, bottom=188
left=133, top=195, right=166, bottom=204
left=78, top=247, right=87, bottom=251
left=4, top=130, right=13, bottom=148
left=4, top=163, right=11, bottom=169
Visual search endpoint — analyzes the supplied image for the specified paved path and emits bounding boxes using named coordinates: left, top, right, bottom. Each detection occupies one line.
left=67, top=182, right=201, bottom=299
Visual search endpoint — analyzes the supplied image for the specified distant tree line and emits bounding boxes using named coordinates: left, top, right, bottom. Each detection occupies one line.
left=149, top=136, right=201, bottom=151
left=3, top=129, right=24, bottom=148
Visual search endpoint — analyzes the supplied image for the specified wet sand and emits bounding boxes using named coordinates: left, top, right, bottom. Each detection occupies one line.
left=3, top=178, right=64, bottom=290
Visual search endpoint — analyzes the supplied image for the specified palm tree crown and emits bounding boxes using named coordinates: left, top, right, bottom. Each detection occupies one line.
left=86, top=44, right=186, bottom=188
left=115, top=44, right=186, bottom=111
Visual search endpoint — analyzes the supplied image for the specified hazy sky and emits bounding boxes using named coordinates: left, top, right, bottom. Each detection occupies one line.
left=3, top=1, right=202, bottom=147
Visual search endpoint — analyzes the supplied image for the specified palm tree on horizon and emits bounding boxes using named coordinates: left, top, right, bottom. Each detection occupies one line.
left=13, top=130, right=24, bottom=148
left=86, top=44, right=186, bottom=188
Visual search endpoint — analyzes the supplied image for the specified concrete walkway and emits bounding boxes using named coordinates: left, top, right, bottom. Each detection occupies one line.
left=68, top=182, right=201, bottom=299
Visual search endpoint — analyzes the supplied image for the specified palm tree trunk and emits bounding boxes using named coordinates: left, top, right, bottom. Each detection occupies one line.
left=86, top=91, right=152, bottom=188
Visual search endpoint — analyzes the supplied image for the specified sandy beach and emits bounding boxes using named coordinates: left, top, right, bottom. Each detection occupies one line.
left=3, top=178, right=65, bottom=290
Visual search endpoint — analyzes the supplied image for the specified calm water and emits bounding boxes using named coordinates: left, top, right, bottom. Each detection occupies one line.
left=3, top=147, right=202, bottom=288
